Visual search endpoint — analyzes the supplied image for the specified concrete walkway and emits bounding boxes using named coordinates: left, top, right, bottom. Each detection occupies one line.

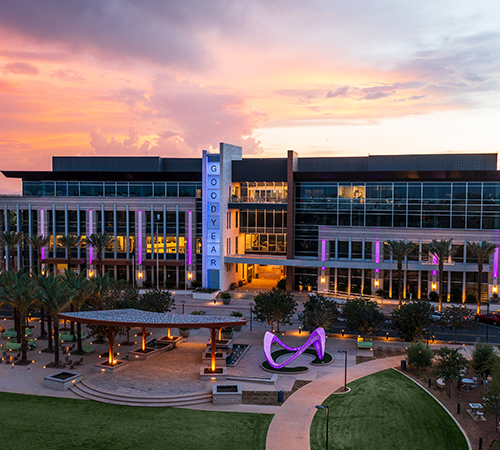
left=266, top=355, right=403, bottom=450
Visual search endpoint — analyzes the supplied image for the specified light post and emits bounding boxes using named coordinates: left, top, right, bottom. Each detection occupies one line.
left=181, top=300, right=185, bottom=315
left=422, top=328, right=430, bottom=348
left=315, top=405, right=329, bottom=450
left=156, top=214, right=160, bottom=290
left=249, top=303, right=253, bottom=331
left=486, top=300, right=490, bottom=343
left=338, top=350, right=347, bottom=391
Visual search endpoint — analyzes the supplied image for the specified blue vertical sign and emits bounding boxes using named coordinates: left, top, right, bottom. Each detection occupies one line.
left=204, top=153, right=220, bottom=288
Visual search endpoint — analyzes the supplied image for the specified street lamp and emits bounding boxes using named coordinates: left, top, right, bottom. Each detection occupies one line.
left=249, top=303, right=253, bottom=331
left=422, top=328, right=430, bottom=348
left=181, top=300, right=185, bottom=314
left=338, top=350, right=347, bottom=392
left=315, top=405, right=329, bottom=450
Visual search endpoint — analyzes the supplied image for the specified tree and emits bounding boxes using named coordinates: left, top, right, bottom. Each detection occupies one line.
left=467, top=241, right=498, bottom=314
left=386, top=240, right=416, bottom=308
left=253, top=288, right=297, bottom=332
left=62, top=270, right=94, bottom=354
left=28, top=234, right=50, bottom=274
left=138, top=289, right=175, bottom=313
left=482, top=374, right=500, bottom=434
left=299, top=294, right=339, bottom=331
left=0, top=231, right=24, bottom=271
left=471, top=339, right=496, bottom=378
left=406, top=341, right=433, bottom=372
left=28, top=235, right=50, bottom=337
left=87, top=232, right=113, bottom=275
left=57, top=234, right=81, bottom=270
left=391, top=300, right=432, bottom=342
left=343, top=298, right=384, bottom=340
left=440, top=305, right=477, bottom=343
left=35, top=274, right=74, bottom=366
left=427, top=239, right=453, bottom=312
left=433, top=347, right=468, bottom=397
left=88, top=272, right=117, bottom=310
left=0, top=271, right=37, bottom=361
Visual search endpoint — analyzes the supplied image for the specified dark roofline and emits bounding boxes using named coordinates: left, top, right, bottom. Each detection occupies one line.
left=2, top=171, right=202, bottom=182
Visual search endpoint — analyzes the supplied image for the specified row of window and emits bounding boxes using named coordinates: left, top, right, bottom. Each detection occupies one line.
left=23, top=181, right=202, bottom=198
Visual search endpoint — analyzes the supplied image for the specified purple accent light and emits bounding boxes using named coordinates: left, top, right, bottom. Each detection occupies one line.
left=187, top=211, right=192, bottom=266
left=432, top=270, right=437, bottom=276
left=493, top=247, right=499, bottom=279
left=40, top=209, right=45, bottom=260
left=321, top=239, right=326, bottom=262
left=375, top=241, right=380, bottom=263
left=88, top=210, right=93, bottom=263
left=263, top=327, right=325, bottom=369
left=432, top=254, right=438, bottom=265
left=138, top=210, right=143, bottom=265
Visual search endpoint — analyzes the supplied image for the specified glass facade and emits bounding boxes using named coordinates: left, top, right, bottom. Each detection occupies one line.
left=295, top=181, right=500, bottom=230
left=23, top=181, right=202, bottom=198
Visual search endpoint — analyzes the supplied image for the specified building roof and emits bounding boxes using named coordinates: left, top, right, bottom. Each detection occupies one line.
left=57, top=308, right=247, bottom=329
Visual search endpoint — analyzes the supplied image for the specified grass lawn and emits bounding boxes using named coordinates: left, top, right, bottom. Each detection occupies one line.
left=310, top=369, right=468, bottom=450
left=0, top=392, right=273, bottom=450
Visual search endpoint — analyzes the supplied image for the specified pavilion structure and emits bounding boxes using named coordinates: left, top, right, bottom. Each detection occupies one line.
left=58, top=309, right=247, bottom=373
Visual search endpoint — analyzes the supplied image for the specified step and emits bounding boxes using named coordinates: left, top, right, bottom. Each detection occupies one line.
left=71, top=382, right=212, bottom=407
left=79, top=380, right=212, bottom=402
left=71, top=386, right=212, bottom=407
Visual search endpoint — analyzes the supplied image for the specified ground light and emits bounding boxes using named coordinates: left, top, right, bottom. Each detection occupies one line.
left=338, top=350, right=347, bottom=392
left=315, top=405, right=329, bottom=450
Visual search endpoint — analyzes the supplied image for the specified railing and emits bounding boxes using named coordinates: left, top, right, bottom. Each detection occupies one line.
left=230, top=196, right=287, bottom=204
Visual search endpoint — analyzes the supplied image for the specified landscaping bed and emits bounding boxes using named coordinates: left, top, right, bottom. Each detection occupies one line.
left=243, top=380, right=311, bottom=406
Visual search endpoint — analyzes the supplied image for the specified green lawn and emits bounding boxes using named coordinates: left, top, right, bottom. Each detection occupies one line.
left=310, top=369, right=468, bottom=450
left=0, top=392, right=273, bottom=450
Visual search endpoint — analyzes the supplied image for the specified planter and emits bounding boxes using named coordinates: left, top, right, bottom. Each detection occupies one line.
left=44, top=371, right=83, bottom=390
left=212, top=384, right=242, bottom=404
left=128, top=344, right=173, bottom=360
left=222, top=297, right=231, bottom=305
left=93, top=360, right=129, bottom=373
left=233, top=325, right=242, bottom=332
left=192, top=290, right=220, bottom=300
left=156, top=335, right=183, bottom=347
left=200, top=366, right=227, bottom=381
left=179, top=329, right=191, bottom=338
left=222, top=332, right=234, bottom=340
left=202, top=350, right=227, bottom=366
left=207, top=339, right=233, bottom=350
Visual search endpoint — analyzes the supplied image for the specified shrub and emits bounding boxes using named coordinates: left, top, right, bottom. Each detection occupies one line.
left=351, top=285, right=361, bottom=294
left=220, top=292, right=231, bottom=299
left=465, top=292, right=477, bottom=304
left=428, top=291, right=439, bottom=302
left=191, top=280, right=201, bottom=288
left=407, top=341, right=433, bottom=371
left=362, top=286, right=372, bottom=295
left=230, top=311, right=243, bottom=317
left=471, top=339, right=495, bottom=376
left=190, top=310, right=206, bottom=315
left=222, top=326, right=234, bottom=334
left=450, top=287, right=463, bottom=303
left=375, top=289, right=386, bottom=298
left=276, top=278, right=287, bottom=290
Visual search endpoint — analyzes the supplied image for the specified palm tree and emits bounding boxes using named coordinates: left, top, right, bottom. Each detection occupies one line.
left=57, top=234, right=81, bottom=271
left=0, top=231, right=24, bottom=271
left=62, top=269, right=94, bottom=353
left=467, top=241, right=498, bottom=314
left=386, top=240, right=416, bottom=308
left=28, top=234, right=50, bottom=275
left=0, top=271, right=37, bottom=361
left=89, top=272, right=116, bottom=309
left=28, top=235, right=50, bottom=338
left=87, top=232, right=112, bottom=276
left=427, top=239, right=453, bottom=312
left=35, top=274, right=74, bottom=366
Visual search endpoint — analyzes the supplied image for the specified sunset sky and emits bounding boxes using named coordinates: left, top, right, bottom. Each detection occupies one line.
left=1, top=1, right=499, bottom=193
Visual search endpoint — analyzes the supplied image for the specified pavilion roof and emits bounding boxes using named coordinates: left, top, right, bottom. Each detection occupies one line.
left=58, top=308, right=247, bottom=329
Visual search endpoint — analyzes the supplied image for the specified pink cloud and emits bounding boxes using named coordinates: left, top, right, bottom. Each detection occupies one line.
left=3, top=62, right=40, bottom=75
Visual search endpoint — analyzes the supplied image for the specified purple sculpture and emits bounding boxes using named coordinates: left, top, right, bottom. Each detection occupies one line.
left=263, top=327, right=326, bottom=369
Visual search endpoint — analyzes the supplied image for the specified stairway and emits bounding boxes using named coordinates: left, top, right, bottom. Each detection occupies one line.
left=71, top=380, right=212, bottom=407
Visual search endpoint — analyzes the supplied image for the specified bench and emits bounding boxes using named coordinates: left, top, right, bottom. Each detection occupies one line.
left=5, top=342, right=22, bottom=351
left=83, top=344, right=95, bottom=354
left=357, top=337, right=373, bottom=350
left=60, top=334, right=75, bottom=342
